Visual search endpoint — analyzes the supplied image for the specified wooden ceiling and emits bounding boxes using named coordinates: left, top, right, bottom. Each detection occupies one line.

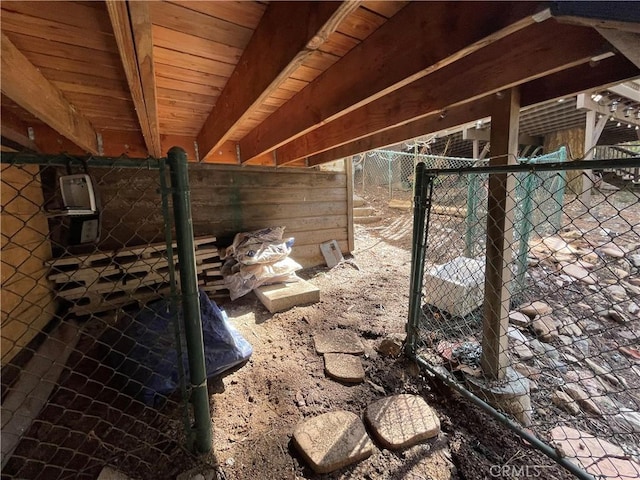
left=1, top=1, right=639, bottom=166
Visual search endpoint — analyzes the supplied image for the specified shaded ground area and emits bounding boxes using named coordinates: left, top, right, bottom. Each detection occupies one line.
left=6, top=185, right=638, bottom=479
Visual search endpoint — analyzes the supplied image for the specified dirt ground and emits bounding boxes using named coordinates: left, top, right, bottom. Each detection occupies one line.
left=6, top=183, right=637, bottom=480
left=204, top=213, right=576, bottom=480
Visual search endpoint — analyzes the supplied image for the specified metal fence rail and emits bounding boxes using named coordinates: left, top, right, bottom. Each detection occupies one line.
left=1, top=151, right=214, bottom=479
left=406, top=156, right=640, bottom=479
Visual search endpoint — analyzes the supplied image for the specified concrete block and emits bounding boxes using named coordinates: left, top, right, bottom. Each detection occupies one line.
left=254, top=278, right=319, bottom=313
left=423, top=256, right=485, bottom=317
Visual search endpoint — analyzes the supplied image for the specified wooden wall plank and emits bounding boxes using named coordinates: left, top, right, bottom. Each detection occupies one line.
left=91, top=164, right=350, bottom=269
left=1, top=164, right=57, bottom=366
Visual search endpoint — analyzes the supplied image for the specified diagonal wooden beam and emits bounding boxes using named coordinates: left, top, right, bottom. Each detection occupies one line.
left=1, top=33, right=99, bottom=154
left=596, top=29, right=640, bottom=69
left=107, top=0, right=162, bottom=158
left=305, top=54, right=639, bottom=166
left=277, top=21, right=610, bottom=165
left=197, top=1, right=360, bottom=162
left=238, top=1, right=548, bottom=162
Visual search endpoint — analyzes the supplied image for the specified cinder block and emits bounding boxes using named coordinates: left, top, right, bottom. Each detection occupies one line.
left=254, top=279, right=320, bottom=313
left=423, top=256, right=485, bottom=317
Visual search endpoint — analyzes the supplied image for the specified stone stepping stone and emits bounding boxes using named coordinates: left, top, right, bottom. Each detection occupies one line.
left=314, top=330, right=364, bottom=355
left=324, top=353, right=365, bottom=383
left=365, top=394, right=440, bottom=450
left=292, top=411, right=374, bottom=474
left=518, top=301, right=552, bottom=318
left=551, top=426, right=640, bottom=478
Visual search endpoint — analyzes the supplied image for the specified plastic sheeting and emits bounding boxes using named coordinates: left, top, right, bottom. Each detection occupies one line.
left=109, top=290, right=252, bottom=405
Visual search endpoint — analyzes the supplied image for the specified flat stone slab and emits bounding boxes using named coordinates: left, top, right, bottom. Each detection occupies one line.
left=551, top=426, right=640, bottom=478
left=254, top=278, right=319, bottom=313
left=314, top=330, right=364, bottom=355
left=365, top=394, right=440, bottom=449
left=293, top=411, right=374, bottom=474
left=518, top=301, right=552, bottom=317
left=324, top=353, right=365, bottom=383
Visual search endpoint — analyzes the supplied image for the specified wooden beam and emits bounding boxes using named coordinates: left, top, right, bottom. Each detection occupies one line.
left=106, top=0, right=162, bottom=157
left=550, top=1, right=640, bottom=33
left=462, top=127, right=541, bottom=146
left=481, top=87, right=520, bottom=381
left=238, top=2, right=547, bottom=162
left=306, top=54, right=639, bottom=165
left=197, top=1, right=360, bottom=161
left=596, top=29, right=640, bottom=69
left=0, top=109, right=39, bottom=152
left=0, top=33, right=99, bottom=154
left=277, top=21, right=608, bottom=165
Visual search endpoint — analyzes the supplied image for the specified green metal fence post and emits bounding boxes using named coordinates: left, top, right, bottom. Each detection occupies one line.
left=406, top=162, right=432, bottom=355
left=167, top=146, right=212, bottom=454
left=515, top=170, right=535, bottom=294
left=159, top=158, right=191, bottom=438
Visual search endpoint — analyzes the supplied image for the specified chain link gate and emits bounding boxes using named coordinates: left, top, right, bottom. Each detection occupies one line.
left=406, top=155, right=640, bottom=479
left=1, top=149, right=214, bottom=479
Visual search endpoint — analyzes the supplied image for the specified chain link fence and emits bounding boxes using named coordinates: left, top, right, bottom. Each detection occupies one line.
left=1, top=152, right=218, bottom=479
left=406, top=155, right=640, bottom=479
left=353, top=149, right=481, bottom=203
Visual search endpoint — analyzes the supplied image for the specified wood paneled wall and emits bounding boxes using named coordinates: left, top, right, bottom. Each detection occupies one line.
left=1, top=164, right=57, bottom=366
left=96, top=163, right=353, bottom=268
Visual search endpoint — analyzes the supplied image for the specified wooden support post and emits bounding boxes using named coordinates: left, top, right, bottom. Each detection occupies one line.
left=481, top=88, right=520, bottom=381
left=580, top=110, right=607, bottom=206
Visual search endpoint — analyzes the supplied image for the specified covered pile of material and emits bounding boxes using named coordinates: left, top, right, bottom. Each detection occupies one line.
left=221, top=226, right=302, bottom=300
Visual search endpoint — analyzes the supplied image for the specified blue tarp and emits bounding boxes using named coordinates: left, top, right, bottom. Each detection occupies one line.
left=110, top=290, right=252, bottom=405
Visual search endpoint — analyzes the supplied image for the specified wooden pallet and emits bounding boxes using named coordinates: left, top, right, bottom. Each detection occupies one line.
left=48, top=236, right=228, bottom=315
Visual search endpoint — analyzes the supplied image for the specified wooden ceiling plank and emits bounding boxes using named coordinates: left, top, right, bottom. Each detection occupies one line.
left=197, top=1, right=361, bottom=162
left=238, top=2, right=548, bottom=163
left=8, top=32, right=123, bottom=69
left=1, top=33, right=99, bottom=153
left=17, top=51, right=123, bottom=80
left=0, top=9, right=117, bottom=52
left=361, top=1, right=409, bottom=18
left=167, top=1, right=267, bottom=30
left=1, top=1, right=114, bottom=34
left=153, top=47, right=236, bottom=77
left=155, top=63, right=228, bottom=89
left=336, top=6, right=386, bottom=41
left=152, top=25, right=242, bottom=65
left=107, top=0, right=162, bottom=157
left=276, top=21, right=609, bottom=165
left=149, top=2, right=254, bottom=49
left=307, top=55, right=640, bottom=165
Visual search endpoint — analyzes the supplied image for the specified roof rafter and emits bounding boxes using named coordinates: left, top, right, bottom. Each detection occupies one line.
left=306, top=55, right=640, bottom=165
left=106, top=0, right=162, bottom=158
left=197, top=1, right=360, bottom=163
left=238, top=1, right=548, bottom=163
left=0, top=33, right=99, bottom=154
left=277, top=21, right=610, bottom=165
left=0, top=108, right=39, bottom=152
